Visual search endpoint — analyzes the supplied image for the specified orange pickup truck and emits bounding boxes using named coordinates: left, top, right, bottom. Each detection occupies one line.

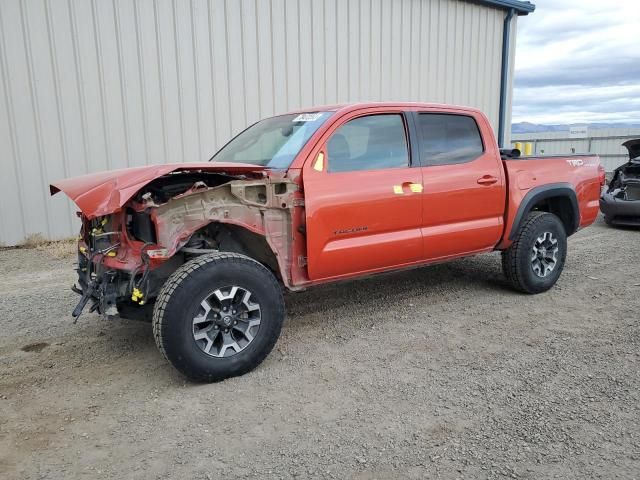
left=51, top=102, right=605, bottom=381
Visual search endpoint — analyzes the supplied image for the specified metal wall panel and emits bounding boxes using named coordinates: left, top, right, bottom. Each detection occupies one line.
left=512, top=128, right=640, bottom=172
left=0, top=0, right=509, bottom=245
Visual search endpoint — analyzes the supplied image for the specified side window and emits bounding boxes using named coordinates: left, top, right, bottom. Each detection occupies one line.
left=327, top=114, right=409, bottom=173
left=417, top=114, right=484, bottom=166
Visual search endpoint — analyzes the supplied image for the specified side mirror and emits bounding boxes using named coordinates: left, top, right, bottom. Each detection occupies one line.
left=500, top=148, right=521, bottom=159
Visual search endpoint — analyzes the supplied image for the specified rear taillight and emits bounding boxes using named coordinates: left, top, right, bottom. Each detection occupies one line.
left=598, top=164, right=606, bottom=186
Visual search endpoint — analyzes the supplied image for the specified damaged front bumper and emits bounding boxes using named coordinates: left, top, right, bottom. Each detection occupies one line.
left=600, top=191, right=640, bottom=226
left=72, top=254, right=119, bottom=319
left=72, top=244, right=141, bottom=321
left=71, top=213, right=169, bottom=321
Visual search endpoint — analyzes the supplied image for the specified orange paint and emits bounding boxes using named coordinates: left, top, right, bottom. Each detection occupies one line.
left=51, top=103, right=603, bottom=291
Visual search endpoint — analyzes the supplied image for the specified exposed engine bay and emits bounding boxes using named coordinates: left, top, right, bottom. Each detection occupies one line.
left=606, top=159, right=640, bottom=201
left=66, top=167, right=298, bottom=322
left=600, top=139, right=640, bottom=227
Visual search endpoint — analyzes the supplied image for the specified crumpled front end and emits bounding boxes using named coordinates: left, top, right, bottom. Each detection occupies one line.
left=51, top=163, right=298, bottom=320
left=71, top=206, right=185, bottom=321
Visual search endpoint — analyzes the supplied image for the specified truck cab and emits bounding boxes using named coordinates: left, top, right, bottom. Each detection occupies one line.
left=298, top=104, right=506, bottom=281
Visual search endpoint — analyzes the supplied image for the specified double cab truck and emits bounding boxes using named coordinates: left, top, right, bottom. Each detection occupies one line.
left=51, top=103, right=605, bottom=381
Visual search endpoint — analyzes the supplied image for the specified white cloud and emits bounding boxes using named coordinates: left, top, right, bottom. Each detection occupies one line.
left=513, top=0, right=640, bottom=124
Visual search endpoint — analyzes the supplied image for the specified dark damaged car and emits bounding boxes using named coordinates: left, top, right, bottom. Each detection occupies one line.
left=600, top=139, right=640, bottom=227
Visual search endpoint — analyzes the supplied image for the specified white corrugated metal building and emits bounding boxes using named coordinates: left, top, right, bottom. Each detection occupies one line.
left=0, top=0, right=534, bottom=245
left=512, top=128, right=640, bottom=172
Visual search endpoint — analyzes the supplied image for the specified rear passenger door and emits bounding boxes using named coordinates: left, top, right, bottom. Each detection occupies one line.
left=413, top=111, right=505, bottom=260
left=303, top=112, right=424, bottom=280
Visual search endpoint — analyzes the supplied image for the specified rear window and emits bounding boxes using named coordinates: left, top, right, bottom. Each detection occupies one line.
left=417, top=114, right=484, bottom=166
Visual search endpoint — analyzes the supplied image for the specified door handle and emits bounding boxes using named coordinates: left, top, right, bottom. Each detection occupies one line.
left=477, top=175, right=498, bottom=185
left=394, top=182, right=423, bottom=194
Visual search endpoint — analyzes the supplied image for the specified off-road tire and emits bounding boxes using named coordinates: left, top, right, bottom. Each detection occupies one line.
left=152, top=252, right=285, bottom=382
left=502, top=211, right=567, bottom=294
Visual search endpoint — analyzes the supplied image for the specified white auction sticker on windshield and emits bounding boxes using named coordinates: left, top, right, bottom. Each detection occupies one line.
left=293, top=112, right=323, bottom=122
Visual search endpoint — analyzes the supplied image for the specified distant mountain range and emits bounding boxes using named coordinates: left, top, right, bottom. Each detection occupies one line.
left=512, top=122, right=640, bottom=134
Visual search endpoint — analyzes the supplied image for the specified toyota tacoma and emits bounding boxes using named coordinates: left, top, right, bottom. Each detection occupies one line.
left=50, top=103, right=605, bottom=381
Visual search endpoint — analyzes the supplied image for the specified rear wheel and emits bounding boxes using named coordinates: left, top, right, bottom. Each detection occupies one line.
left=152, top=252, right=285, bottom=382
left=502, top=211, right=567, bottom=294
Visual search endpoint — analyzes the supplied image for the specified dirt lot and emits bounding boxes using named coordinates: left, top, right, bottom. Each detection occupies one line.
left=1, top=216, right=639, bottom=479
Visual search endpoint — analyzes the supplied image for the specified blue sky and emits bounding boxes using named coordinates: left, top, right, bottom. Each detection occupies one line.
left=513, top=0, right=640, bottom=124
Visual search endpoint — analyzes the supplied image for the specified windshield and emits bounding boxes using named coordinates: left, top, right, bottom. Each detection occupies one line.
left=211, top=112, right=333, bottom=168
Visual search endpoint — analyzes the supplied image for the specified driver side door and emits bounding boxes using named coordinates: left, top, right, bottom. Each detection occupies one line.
left=302, top=111, right=424, bottom=281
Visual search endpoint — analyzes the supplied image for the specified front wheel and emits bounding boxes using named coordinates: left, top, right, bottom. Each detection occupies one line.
left=502, top=211, right=567, bottom=294
left=152, top=253, right=285, bottom=382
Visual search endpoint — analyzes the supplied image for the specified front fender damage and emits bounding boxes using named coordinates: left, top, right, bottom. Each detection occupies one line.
left=151, top=179, right=295, bottom=286
left=68, top=175, right=298, bottom=320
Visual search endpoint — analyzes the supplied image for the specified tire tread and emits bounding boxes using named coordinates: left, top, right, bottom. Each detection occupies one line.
left=502, top=211, right=564, bottom=294
left=152, top=252, right=284, bottom=382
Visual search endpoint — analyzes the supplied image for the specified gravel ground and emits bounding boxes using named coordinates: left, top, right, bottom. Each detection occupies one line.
left=1, top=215, right=639, bottom=480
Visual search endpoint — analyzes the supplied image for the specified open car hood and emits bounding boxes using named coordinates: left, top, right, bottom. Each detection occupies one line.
left=623, top=139, right=640, bottom=161
left=50, top=162, right=265, bottom=219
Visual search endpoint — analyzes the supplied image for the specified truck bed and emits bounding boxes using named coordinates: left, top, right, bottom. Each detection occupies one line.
left=499, top=154, right=602, bottom=248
